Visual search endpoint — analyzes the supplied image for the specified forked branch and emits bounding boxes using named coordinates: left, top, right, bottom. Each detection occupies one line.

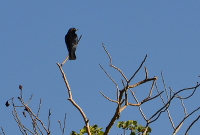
left=101, top=44, right=158, bottom=135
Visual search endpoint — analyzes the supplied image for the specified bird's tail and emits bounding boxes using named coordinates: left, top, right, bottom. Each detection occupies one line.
left=69, top=52, right=76, bottom=60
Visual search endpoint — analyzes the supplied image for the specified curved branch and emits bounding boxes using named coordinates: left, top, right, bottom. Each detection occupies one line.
left=185, top=115, right=200, bottom=135
left=102, top=43, right=128, bottom=82
left=56, top=63, right=91, bottom=135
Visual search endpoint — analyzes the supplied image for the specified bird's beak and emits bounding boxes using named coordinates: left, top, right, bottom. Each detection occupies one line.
left=75, top=29, right=79, bottom=31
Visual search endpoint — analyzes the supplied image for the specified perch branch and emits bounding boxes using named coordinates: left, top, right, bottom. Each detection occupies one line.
left=56, top=62, right=91, bottom=135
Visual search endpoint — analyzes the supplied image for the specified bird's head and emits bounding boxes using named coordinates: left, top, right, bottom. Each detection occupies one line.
left=70, top=28, right=78, bottom=32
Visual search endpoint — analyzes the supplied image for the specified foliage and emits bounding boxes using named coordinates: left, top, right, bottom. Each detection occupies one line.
left=117, top=120, right=151, bottom=135
left=70, top=125, right=104, bottom=135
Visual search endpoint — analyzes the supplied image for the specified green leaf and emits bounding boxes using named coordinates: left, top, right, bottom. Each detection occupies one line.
left=147, top=127, right=152, bottom=133
left=80, top=126, right=87, bottom=134
left=98, top=131, right=105, bottom=135
left=70, top=131, right=78, bottom=135
left=130, top=131, right=136, bottom=135
left=132, top=120, right=137, bottom=125
left=117, top=121, right=123, bottom=128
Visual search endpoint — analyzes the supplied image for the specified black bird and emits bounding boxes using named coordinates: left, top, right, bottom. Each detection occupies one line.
left=65, top=28, right=78, bottom=60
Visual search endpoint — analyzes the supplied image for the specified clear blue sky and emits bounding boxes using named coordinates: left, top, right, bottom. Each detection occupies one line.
left=1, top=1, right=200, bottom=135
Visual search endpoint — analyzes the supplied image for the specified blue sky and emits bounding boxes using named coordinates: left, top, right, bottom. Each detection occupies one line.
left=0, top=1, right=200, bottom=135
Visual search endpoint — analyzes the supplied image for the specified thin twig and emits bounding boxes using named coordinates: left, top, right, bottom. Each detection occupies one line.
left=99, top=64, right=119, bottom=100
left=161, top=71, right=169, bottom=100
left=62, top=113, right=67, bottom=135
left=173, top=107, right=200, bottom=135
left=100, top=91, right=118, bottom=103
left=56, top=62, right=91, bottom=135
left=130, top=90, right=147, bottom=121
left=144, top=66, right=148, bottom=79
left=148, top=79, right=156, bottom=98
left=128, top=77, right=158, bottom=89
left=155, top=82, right=175, bottom=129
left=185, top=115, right=200, bottom=135
left=102, top=43, right=128, bottom=82
left=48, top=109, right=51, bottom=132
left=128, top=54, right=148, bottom=83
left=27, top=94, right=33, bottom=105
left=1, top=127, right=6, bottom=135
left=37, top=99, right=42, bottom=117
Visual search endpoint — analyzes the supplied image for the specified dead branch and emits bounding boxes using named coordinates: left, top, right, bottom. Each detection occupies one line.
left=161, top=71, right=170, bottom=100
left=173, top=107, right=200, bottom=135
left=155, top=82, right=175, bottom=129
left=99, top=64, right=119, bottom=100
left=37, top=99, right=42, bottom=117
left=9, top=87, right=51, bottom=135
left=128, top=77, right=158, bottom=88
left=48, top=109, right=51, bottom=132
left=131, top=90, right=147, bottom=121
left=100, top=91, right=118, bottom=103
left=58, top=113, right=67, bottom=135
left=1, top=127, right=6, bottom=135
left=56, top=63, right=91, bottom=135
left=128, top=54, right=148, bottom=83
left=129, top=90, right=163, bottom=106
left=101, top=44, right=159, bottom=135
left=102, top=43, right=128, bottom=82
left=185, top=115, right=200, bottom=135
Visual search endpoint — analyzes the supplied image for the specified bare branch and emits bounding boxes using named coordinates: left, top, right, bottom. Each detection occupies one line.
left=1, top=127, right=6, bottom=135
left=99, top=64, right=119, bottom=100
left=128, top=77, right=158, bottom=89
left=155, top=82, right=175, bottom=129
left=27, top=94, right=33, bottom=105
left=63, top=113, right=67, bottom=135
left=37, top=99, right=42, bottom=117
left=128, top=54, right=148, bottom=83
left=100, top=91, right=118, bottom=103
left=26, top=106, right=50, bottom=134
left=48, top=109, right=51, bottom=132
left=130, top=90, right=147, bottom=121
left=179, top=97, right=187, bottom=115
left=102, top=43, right=128, bottom=82
left=150, top=85, right=199, bottom=123
left=144, top=66, right=148, bottom=79
left=148, top=79, right=156, bottom=98
left=161, top=71, right=169, bottom=100
left=58, top=113, right=67, bottom=135
left=173, top=107, right=200, bottom=135
left=56, top=62, right=91, bottom=135
left=56, top=63, right=72, bottom=98
left=185, top=115, right=200, bottom=135
left=61, top=56, right=69, bottom=66
left=104, top=105, right=121, bottom=135
left=141, top=91, right=164, bottom=104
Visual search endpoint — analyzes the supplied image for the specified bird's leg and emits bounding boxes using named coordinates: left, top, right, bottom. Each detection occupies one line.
left=61, top=55, right=69, bottom=66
